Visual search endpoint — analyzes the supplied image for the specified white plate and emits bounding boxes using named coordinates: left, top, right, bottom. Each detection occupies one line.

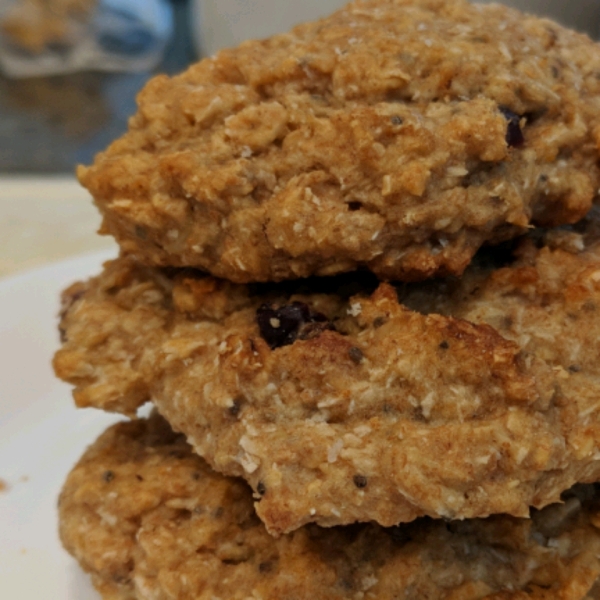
left=0, top=250, right=122, bottom=599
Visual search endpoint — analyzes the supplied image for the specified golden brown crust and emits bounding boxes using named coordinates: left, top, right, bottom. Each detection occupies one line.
left=79, top=0, right=600, bottom=282
left=59, top=415, right=600, bottom=600
left=54, top=214, right=600, bottom=534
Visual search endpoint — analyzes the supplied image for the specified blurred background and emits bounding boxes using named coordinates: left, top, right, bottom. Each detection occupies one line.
left=0, top=0, right=599, bottom=277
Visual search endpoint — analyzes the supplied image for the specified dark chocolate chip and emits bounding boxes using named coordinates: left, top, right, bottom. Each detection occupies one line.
left=103, top=470, right=115, bottom=483
left=348, top=347, right=364, bottom=364
left=499, top=107, right=524, bottom=148
left=353, top=475, right=368, bottom=488
left=257, top=482, right=266, bottom=495
left=256, top=302, right=334, bottom=349
left=439, top=340, right=449, bottom=349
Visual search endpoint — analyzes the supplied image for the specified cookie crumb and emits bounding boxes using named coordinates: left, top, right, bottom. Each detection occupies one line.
left=0, top=478, right=8, bottom=492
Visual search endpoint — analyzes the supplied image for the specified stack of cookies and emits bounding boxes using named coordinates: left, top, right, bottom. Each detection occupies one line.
left=53, top=0, right=600, bottom=597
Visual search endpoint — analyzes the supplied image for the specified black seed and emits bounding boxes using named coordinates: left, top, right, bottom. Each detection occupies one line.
left=373, top=316, right=387, bottom=328
left=103, top=470, right=114, bottom=483
left=256, top=302, right=334, bottom=349
left=348, top=347, right=364, bottom=364
left=135, top=225, right=147, bottom=239
left=191, top=472, right=201, bottom=481
left=568, top=364, right=581, bottom=373
left=257, top=482, right=266, bottom=495
left=439, top=340, right=449, bottom=349
left=135, top=474, right=144, bottom=482
left=347, top=201, right=362, bottom=211
left=258, top=561, right=273, bottom=573
left=499, top=107, right=524, bottom=148
left=353, top=475, right=368, bottom=488
left=229, top=399, right=242, bottom=417
left=538, top=174, right=548, bottom=183
left=391, top=115, right=403, bottom=125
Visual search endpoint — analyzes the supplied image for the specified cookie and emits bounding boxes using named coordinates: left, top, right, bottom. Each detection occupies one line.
left=78, top=0, right=600, bottom=283
left=59, top=414, right=600, bottom=600
left=54, top=213, right=600, bottom=534
left=1, top=0, right=94, bottom=54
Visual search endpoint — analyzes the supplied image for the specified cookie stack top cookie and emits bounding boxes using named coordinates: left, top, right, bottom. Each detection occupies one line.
left=57, top=0, right=600, bottom=538
left=79, top=0, right=600, bottom=282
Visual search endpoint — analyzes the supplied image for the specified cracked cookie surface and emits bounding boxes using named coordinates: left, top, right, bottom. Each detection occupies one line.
left=79, top=0, right=600, bottom=282
left=59, top=415, right=600, bottom=600
left=55, top=214, right=600, bottom=534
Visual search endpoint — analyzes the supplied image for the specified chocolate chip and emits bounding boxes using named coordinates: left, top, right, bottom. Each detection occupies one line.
left=103, top=470, right=114, bottom=483
left=391, top=115, right=403, bottom=125
left=347, top=201, right=362, bottom=211
left=257, top=482, right=266, bottom=495
left=353, top=475, right=368, bottom=488
left=256, top=302, right=334, bottom=349
left=348, top=347, right=364, bottom=364
left=439, top=340, right=449, bottom=349
left=499, top=107, right=524, bottom=148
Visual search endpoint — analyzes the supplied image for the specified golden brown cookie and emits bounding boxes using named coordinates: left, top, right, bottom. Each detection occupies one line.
left=59, top=414, right=600, bottom=600
left=54, top=212, right=600, bottom=535
left=1, top=0, right=95, bottom=54
left=79, top=0, right=600, bottom=283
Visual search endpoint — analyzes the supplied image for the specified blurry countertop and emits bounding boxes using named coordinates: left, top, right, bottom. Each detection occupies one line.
left=0, top=0, right=193, bottom=277
left=0, top=176, right=116, bottom=278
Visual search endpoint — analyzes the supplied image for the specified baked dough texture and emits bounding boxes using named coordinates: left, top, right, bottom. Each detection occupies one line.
left=54, top=213, right=600, bottom=534
left=78, top=0, right=600, bottom=283
left=59, top=414, right=600, bottom=600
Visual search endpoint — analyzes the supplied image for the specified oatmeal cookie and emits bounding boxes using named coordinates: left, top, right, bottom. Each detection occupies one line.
left=59, top=414, right=600, bottom=600
left=79, top=0, right=600, bottom=283
left=1, top=0, right=95, bottom=54
left=54, top=214, right=600, bottom=534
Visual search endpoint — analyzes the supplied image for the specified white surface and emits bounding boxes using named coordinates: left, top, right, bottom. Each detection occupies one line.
left=0, top=176, right=116, bottom=279
left=0, top=250, right=121, bottom=599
